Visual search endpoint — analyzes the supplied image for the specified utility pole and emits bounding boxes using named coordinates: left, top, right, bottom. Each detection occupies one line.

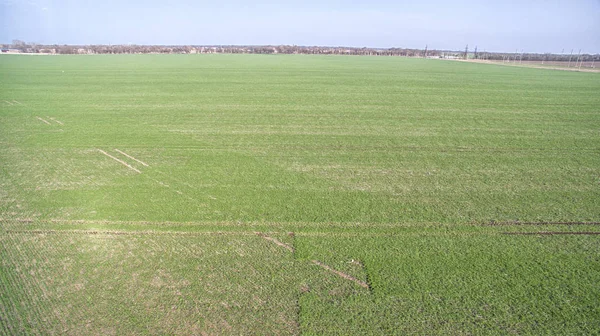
left=464, top=44, right=468, bottom=60
left=568, top=49, right=573, bottom=67
left=424, top=44, right=428, bottom=58
left=520, top=50, right=524, bottom=64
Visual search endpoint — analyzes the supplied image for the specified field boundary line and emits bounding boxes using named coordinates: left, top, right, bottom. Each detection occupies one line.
left=5, top=100, right=13, bottom=105
left=503, top=231, right=600, bottom=235
left=97, top=149, right=141, bottom=173
left=2, top=218, right=35, bottom=223
left=12, top=100, right=21, bottom=105
left=1, top=218, right=281, bottom=226
left=4, top=229, right=257, bottom=236
left=115, top=149, right=149, bottom=166
left=47, top=117, right=64, bottom=125
left=36, top=116, right=51, bottom=125
left=486, top=221, right=600, bottom=226
left=311, top=260, right=370, bottom=289
left=452, top=58, right=600, bottom=73
left=256, top=232, right=294, bottom=252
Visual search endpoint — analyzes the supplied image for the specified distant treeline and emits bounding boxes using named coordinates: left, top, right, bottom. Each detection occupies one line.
left=3, top=40, right=598, bottom=62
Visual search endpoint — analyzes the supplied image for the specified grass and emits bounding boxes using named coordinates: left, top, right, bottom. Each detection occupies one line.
left=1, top=231, right=307, bottom=335
left=1, top=54, right=599, bottom=334
left=298, top=228, right=600, bottom=334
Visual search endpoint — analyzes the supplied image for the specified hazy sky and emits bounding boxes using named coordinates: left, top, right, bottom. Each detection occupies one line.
left=1, top=0, right=599, bottom=53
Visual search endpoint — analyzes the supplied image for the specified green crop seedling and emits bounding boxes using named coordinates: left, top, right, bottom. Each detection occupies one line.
left=1, top=54, right=599, bottom=334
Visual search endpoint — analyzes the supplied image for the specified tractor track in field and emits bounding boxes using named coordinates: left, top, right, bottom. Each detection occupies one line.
left=97, top=149, right=142, bottom=173
left=256, top=232, right=295, bottom=252
left=35, top=116, right=51, bottom=125
left=255, top=231, right=371, bottom=290
left=114, top=149, right=149, bottom=167
left=485, top=221, right=600, bottom=226
left=3, top=229, right=258, bottom=236
left=311, top=260, right=370, bottom=289
left=503, top=231, right=600, bottom=235
left=47, top=117, right=63, bottom=125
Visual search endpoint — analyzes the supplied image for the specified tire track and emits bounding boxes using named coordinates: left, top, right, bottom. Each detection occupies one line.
left=36, top=117, right=51, bottom=125
left=114, top=149, right=149, bottom=167
left=311, top=260, right=370, bottom=289
left=255, top=232, right=294, bottom=252
left=97, top=149, right=141, bottom=173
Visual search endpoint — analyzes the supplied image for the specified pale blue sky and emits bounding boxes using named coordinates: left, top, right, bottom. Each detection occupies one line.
left=1, top=0, right=599, bottom=53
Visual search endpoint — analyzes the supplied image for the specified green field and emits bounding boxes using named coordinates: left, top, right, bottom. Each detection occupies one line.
left=1, top=54, right=599, bottom=334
